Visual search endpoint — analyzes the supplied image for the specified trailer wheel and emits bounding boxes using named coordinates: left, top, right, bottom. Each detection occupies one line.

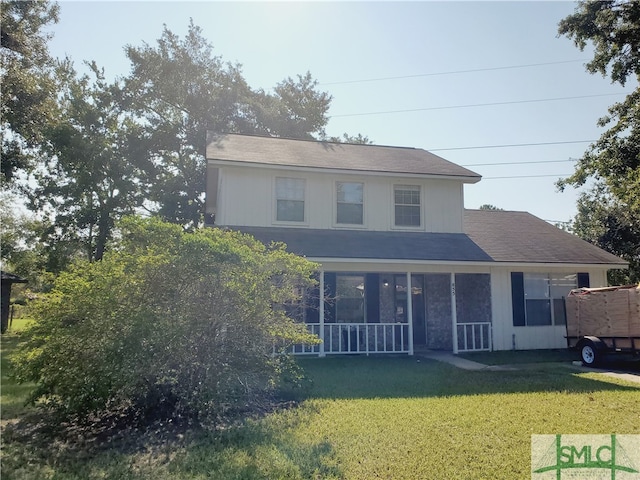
left=580, top=341, right=600, bottom=366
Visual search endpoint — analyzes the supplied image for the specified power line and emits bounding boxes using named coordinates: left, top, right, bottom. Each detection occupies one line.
left=320, top=59, right=589, bottom=86
left=460, top=158, right=577, bottom=167
left=482, top=174, right=570, bottom=179
left=329, top=93, right=625, bottom=118
left=430, top=140, right=595, bottom=152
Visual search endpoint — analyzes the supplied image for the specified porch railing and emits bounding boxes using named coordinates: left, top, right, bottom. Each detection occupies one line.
left=286, top=321, right=492, bottom=355
left=288, top=323, right=322, bottom=355
left=456, top=322, right=492, bottom=352
left=287, top=322, right=410, bottom=355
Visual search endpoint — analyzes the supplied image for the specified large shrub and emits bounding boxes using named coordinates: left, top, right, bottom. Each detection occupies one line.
left=12, top=217, right=319, bottom=423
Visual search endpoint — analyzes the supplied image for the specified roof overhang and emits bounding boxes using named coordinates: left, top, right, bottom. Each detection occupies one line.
left=207, top=159, right=482, bottom=184
left=305, top=257, right=626, bottom=270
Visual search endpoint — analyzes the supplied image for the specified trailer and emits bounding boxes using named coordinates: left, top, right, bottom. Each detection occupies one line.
left=565, top=284, right=640, bottom=366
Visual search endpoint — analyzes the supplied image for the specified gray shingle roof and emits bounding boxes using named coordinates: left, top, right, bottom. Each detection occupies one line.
left=206, top=133, right=481, bottom=181
left=225, top=211, right=626, bottom=266
left=463, top=209, right=627, bottom=265
left=1, top=271, right=27, bottom=284
left=229, top=227, right=492, bottom=262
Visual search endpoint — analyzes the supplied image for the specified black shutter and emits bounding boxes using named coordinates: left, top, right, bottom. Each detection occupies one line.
left=577, top=273, right=590, bottom=288
left=365, top=273, right=380, bottom=323
left=511, top=272, right=525, bottom=326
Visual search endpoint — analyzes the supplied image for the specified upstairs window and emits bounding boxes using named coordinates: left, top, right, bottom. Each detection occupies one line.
left=394, top=185, right=421, bottom=227
left=336, top=182, right=364, bottom=225
left=276, top=177, right=305, bottom=222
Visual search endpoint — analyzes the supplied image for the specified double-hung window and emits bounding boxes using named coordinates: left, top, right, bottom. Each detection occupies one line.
left=336, top=182, right=364, bottom=225
left=275, top=177, right=305, bottom=222
left=394, top=185, right=421, bottom=227
left=523, top=273, right=552, bottom=326
left=513, top=273, right=577, bottom=326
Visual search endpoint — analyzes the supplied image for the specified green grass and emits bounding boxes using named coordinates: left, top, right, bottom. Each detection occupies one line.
left=2, top=336, right=640, bottom=479
left=1, top=318, right=35, bottom=421
left=458, top=348, right=578, bottom=365
left=458, top=348, right=640, bottom=372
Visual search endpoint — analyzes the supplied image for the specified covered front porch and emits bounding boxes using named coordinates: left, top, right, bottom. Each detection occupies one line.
left=290, top=270, right=493, bottom=356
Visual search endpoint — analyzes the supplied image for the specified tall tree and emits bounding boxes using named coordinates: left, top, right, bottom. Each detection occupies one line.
left=571, top=186, right=639, bottom=284
left=122, top=21, right=332, bottom=228
left=1, top=0, right=60, bottom=183
left=478, top=204, right=503, bottom=211
left=558, top=0, right=640, bottom=281
left=325, top=133, right=373, bottom=144
left=29, top=63, right=147, bottom=261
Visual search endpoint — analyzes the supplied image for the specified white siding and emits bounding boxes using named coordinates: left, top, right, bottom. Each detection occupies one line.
left=213, top=164, right=465, bottom=233
left=216, top=166, right=271, bottom=226
left=423, top=180, right=464, bottom=233
left=490, top=265, right=613, bottom=351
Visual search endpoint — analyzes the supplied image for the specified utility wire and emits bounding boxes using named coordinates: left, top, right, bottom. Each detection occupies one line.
left=460, top=158, right=576, bottom=167
left=329, top=93, right=625, bottom=118
left=320, top=59, right=589, bottom=86
left=482, top=174, right=570, bottom=179
left=429, top=140, right=595, bottom=152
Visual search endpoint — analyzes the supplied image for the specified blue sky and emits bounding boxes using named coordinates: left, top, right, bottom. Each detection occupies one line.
left=46, top=1, right=636, bottom=224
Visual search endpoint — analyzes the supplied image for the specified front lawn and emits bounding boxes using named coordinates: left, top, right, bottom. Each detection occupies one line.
left=2, top=338, right=639, bottom=479
left=1, top=318, right=35, bottom=421
left=459, top=348, right=640, bottom=372
left=458, top=348, right=577, bottom=365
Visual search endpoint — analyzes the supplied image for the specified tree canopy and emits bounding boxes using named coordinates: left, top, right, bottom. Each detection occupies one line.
left=558, top=0, right=640, bottom=282
left=2, top=9, right=357, bottom=271
left=121, top=21, right=333, bottom=229
left=1, top=0, right=61, bottom=183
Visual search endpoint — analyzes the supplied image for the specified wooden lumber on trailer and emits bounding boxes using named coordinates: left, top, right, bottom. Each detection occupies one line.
left=565, top=285, right=640, bottom=338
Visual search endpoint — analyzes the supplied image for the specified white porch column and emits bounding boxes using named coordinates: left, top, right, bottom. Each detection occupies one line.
left=319, top=269, right=325, bottom=357
left=406, top=272, right=414, bottom=356
left=451, top=272, right=458, bottom=354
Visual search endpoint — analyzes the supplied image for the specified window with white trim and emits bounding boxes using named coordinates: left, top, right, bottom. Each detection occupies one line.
left=336, top=182, right=363, bottom=225
left=275, top=177, right=305, bottom=222
left=522, top=273, right=577, bottom=326
left=394, top=185, right=421, bottom=227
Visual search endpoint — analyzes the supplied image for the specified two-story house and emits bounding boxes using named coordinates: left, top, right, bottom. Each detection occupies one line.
left=205, top=133, right=627, bottom=356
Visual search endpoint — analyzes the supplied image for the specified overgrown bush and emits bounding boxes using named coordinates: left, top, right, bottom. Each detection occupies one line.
left=12, top=217, right=319, bottom=424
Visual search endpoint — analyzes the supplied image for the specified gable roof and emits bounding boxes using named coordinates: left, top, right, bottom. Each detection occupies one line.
left=206, top=133, right=481, bottom=182
left=225, top=211, right=626, bottom=267
left=463, top=209, right=627, bottom=266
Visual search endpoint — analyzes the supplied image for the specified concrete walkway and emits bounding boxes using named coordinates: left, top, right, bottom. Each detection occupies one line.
left=418, top=351, right=640, bottom=383
left=417, top=351, right=517, bottom=371
left=570, top=361, right=640, bottom=384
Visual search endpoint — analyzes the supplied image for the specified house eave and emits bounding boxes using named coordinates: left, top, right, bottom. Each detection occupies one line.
left=207, top=159, right=482, bottom=184
left=484, top=261, right=628, bottom=270
left=305, top=257, right=627, bottom=270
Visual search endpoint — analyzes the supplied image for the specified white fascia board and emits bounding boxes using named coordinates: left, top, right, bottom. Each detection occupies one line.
left=485, top=261, right=628, bottom=270
left=306, top=257, right=493, bottom=268
left=207, top=159, right=481, bottom=184
left=305, top=257, right=627, bottom=271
